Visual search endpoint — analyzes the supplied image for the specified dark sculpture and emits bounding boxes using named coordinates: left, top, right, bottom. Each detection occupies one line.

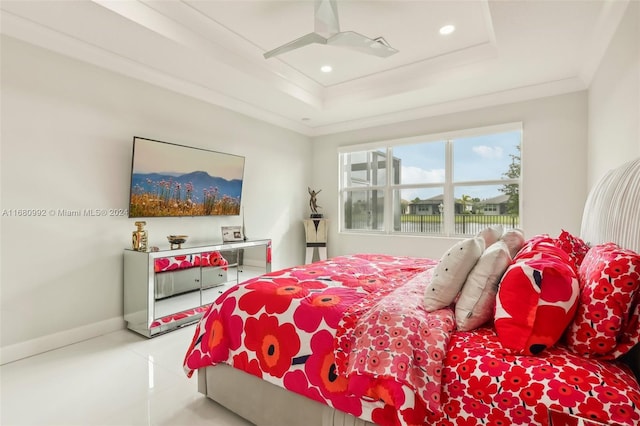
left=308, top=187, right=322, bottom=215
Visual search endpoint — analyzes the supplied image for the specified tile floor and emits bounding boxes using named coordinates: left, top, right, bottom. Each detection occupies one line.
left=0, top=325, right=253, bottom=426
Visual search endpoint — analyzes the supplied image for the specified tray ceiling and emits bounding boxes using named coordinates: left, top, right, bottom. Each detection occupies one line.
left=0, top=0, right=629, bottom=136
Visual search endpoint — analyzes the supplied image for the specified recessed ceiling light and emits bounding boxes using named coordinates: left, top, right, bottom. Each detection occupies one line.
left=320, top=65, right=333, bottom=73
left=439, top=25, right=455, bottom=35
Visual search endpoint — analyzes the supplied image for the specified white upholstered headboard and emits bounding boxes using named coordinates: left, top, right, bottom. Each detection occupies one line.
left=581, top=158, right=640, bottom=254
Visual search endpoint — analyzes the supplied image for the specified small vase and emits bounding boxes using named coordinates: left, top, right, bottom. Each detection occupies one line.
left=132, top=221, right=148, bottom=252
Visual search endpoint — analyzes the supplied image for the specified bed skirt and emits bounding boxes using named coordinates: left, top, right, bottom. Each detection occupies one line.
left=198, top=364, right=375, bottom=426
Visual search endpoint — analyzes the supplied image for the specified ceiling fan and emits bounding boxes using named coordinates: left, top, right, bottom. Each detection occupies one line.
left=263, top=0, right=398, bottom=59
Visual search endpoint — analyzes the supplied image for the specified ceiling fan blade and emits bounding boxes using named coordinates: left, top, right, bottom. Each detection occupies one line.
left=263, top=1, right=397, bottom=60
left=263, top=32, right=327, bottom=59
left=314, top=0, right=340, bottom=36
left=328, top=31, right=399, bottom=58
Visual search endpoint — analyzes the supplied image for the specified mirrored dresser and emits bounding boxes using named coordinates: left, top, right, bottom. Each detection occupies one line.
left=124, top=238, right=271, bottom=337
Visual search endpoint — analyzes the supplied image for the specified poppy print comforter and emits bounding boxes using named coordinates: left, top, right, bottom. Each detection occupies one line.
left=183, top=254, right=640, bottom=426
left=184, top=254, right=450, bottom=425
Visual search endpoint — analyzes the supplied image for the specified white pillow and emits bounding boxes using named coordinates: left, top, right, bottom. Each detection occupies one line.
left=455, top=241, right=511, bottom=331
left=476, top=225, right=504, bottom=248
left=423, top=237, right=485, bottom=312
left=501, top=229, right=526, bottom=258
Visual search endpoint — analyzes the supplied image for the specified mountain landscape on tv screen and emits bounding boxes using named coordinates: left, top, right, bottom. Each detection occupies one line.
left=129, top=171, right=243, bottom=217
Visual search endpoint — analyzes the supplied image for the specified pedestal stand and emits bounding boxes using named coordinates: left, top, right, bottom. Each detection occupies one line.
left=304, top=218, right=328, bottom=263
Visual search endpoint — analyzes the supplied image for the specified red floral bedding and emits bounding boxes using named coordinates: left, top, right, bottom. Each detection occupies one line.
left=430, top=328, right=640, bottom=425
left=154, top=251, right=228, bottom=272
left=184, top=254, right=442, bottom=424
left=183, top=254, right=640, bottom=426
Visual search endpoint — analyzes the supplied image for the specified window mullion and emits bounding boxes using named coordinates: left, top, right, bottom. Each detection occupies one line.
left=385, top=147, right=393, bottom=234
left=444, top=140, right=454, bottom=236
left=338, top=154, right=348, bottom=231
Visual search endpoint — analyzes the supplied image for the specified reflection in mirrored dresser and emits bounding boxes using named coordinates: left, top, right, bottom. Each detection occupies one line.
left=124, top=238, right=271, bottom=337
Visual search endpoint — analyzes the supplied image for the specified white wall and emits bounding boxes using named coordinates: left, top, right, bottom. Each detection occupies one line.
left=588, top=1, right=640, bottom=186
left=312, top=92, right=588, bottom=260
left=0, top=36, right=311, bottom=362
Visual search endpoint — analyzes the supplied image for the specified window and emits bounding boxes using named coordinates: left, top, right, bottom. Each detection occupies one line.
left=339, top=123, right=521, bottom=236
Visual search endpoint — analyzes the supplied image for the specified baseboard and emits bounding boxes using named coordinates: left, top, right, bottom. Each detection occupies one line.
left=0, top=316, right=125, bottom=365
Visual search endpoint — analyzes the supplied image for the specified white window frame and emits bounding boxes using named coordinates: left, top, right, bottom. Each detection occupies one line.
left=338, top=122, right=522, bottom=236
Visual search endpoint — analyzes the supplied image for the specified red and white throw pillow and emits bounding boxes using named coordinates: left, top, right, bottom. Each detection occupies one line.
left=554, top=229, right=590, bottom=272
left=566, top=243, right=640, bottom=359
left=494, top=237, right=580, bottom=355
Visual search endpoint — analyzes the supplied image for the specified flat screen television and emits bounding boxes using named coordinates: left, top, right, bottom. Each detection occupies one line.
left=128, top=137, right=245, bottom=217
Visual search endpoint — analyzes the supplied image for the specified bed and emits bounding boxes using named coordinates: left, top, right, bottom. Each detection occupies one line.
left=183, top=158, right=640, bottom=426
